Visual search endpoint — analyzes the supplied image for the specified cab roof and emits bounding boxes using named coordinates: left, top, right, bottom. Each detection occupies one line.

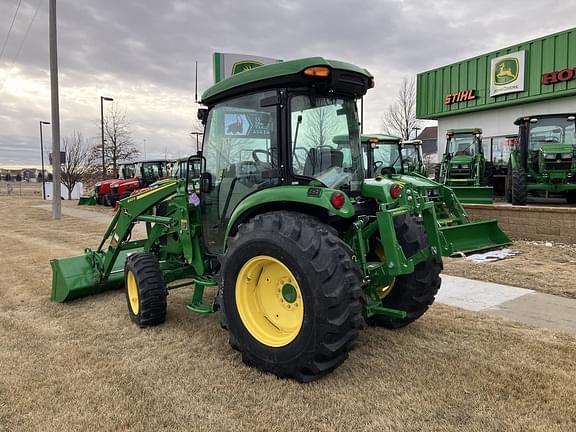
left=446, top=128, right=482, bottom=135
left=360, top=134, right=401, bottom=144
left=201, top=57, right=373, bottom=105
left=514, top=113, right=576, bottom=125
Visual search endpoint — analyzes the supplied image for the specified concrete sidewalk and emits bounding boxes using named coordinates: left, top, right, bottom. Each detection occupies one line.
left=34, top=204, right=576, bottom=336
left=439, top=275, right=576, bottom=335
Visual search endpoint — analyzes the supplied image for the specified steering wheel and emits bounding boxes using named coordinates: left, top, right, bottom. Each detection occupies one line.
left=252, top=149, right=272, bottom=163
left=375, top=166, right=396, bottom=177
left=373, top=160, right=383, bottom=170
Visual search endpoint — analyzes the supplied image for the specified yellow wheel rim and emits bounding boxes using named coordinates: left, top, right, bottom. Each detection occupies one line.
left=235, top=256, right=304, bottom=347
left=127, top=271, right=139, bottom=315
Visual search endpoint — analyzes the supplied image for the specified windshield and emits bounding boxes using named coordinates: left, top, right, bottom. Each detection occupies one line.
left=141, top=162, right=165, bottom=179
left=447, top=134, right=478, bottom=157
left=401, top=145, right=420, bottom=166
left=120, top=165, right=135, bottom=179
left=290, top=95, right=363, bottom=191
left=528, top=117, right=576, bottom=150
left=370, top=143, right=402, bottom=172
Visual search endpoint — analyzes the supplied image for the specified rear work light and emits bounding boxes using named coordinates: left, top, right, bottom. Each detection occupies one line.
left=303, top=66, right=330, bottom=77
left=390, top=183, right=402, bottom=199
left=330, top=191, right=346, bottom=209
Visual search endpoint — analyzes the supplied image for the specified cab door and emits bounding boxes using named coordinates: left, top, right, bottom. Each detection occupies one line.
left=200, top=90, right=281, bottom=255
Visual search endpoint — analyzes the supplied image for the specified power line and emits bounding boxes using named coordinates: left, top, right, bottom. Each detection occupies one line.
left=0, top=0, right=43, bottom=92
left=12, top=0, right=42, bottom=64
left=0, top=0, right=23, bottom=62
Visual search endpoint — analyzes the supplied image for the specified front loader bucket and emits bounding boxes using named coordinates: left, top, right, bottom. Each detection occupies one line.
left=451, top=186, right=493, bottom=204
left=78, top=195, right=96, bottom=205
left=50, top=249, right=135, bottom=302
left=440, top=219, right=512, bottom=256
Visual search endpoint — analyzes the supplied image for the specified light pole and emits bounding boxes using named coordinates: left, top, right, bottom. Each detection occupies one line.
left=39, top=121, right=51, bottom=200
left=100, top=96, right=114, bottom=179
left=412, top=126, right=421, bottom=140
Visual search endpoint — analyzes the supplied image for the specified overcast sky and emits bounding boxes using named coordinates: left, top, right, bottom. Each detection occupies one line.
left=0, top=0, right=574, bottom=167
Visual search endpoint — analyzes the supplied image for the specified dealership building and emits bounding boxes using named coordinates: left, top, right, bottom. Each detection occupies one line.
left=416, top=27, right=576, bottom=163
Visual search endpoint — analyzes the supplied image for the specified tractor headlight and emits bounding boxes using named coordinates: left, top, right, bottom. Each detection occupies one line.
left=560, top=153, right=573, bottom=159
left=544, top=153, right=556, bottom=160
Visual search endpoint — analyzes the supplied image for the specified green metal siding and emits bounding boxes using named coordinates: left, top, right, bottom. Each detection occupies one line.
left=416, top=27, right=576, bottom=119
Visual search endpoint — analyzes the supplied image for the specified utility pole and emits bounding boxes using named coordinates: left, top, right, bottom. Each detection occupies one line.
left=49, top=0, right=61, bottom=219
left=39, top=120, right=51, bottom=200
left=190, top=132, right=203, bottom=153
left=100, top=96, right=114, bottom=179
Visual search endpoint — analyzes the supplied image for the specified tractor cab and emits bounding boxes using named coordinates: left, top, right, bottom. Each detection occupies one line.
left=401, top=139, right=426, bottom=176
left=355, top=134, right=402, bottom=177
left=443, top=128, right=483, bottom=183
left=508, top=114, right=576, bottom=204
left=436, top=128, right=493, bottom=204
left=198, top=60, right=371, bottom=254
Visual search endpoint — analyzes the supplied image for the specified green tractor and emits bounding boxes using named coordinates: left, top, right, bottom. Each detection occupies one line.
left=52, top=58, right=486, bottom=382
left=506, top=114, right=576, bottom=205
left=435, top=128, right=493, bottom=204
left=400, top=139, right=427, bottom=176
left=361, top=134, right=510, bottom=254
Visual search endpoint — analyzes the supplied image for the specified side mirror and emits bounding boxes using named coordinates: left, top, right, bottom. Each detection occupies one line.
left=197, top=108, right=208, bottom=124
left=200, top=172, right=212, bottom=193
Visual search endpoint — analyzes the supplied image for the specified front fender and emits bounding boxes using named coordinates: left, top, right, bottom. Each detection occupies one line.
left=225, top=186, right=355, bottom=239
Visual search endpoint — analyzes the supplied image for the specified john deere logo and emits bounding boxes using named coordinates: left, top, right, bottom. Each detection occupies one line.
left=494, top=58, right=519, bottom=85
left=231, top=60, right=264, bottom=75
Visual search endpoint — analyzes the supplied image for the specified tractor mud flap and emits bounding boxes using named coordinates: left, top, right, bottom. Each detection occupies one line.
left=78, top=196, right=96, bottom=205
left=440, top=219, right=512, bottom=256
left=451, top=186, right=493, bottom=204
left=50, top=249, right=135, bottom=302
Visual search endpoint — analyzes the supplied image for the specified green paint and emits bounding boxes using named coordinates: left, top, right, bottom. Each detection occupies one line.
left=202, top=57, right=373, bottom=103
left=417, top=27, right=576, bottom=119
left=282, top=284, right=297, bottom=303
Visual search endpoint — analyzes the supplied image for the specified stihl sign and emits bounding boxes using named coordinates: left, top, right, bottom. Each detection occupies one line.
left=444, top=89, right=477, bottom=105
left=542, top=67, right=576, bottom=85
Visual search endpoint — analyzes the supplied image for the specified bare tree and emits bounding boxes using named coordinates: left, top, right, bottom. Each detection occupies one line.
left=61, top=131, right=94, bottom=199
left=98, top=104, right=140, bottom=178
left=303, top=106, right=339, bottom=147
left=383, top=77, right=419, bottom=140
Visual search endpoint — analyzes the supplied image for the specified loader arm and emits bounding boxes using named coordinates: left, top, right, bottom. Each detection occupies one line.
left=50, top=180, right=189, bottom=302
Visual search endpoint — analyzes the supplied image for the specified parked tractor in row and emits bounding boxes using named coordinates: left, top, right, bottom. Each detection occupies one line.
left=506, top=114, right=576, bottom=205
left=51, top=58, right=510, bottom=382
left=434, top=128, right=493, bottom=204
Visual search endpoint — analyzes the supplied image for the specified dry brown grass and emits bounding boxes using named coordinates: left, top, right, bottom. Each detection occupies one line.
left=444, top=241, right=576, bottom=298
left=1, top=195, right=576, bottom=431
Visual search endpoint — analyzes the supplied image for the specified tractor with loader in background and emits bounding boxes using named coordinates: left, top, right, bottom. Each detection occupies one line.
left=51, top=58, right=506, bottom=382
left=359, top=134, right=510, bottom=254
left=506, top=114, right=576, bottom=205
left=435, top=128, right=493, bottom=204
left=400, top=139, right=427, bottom=176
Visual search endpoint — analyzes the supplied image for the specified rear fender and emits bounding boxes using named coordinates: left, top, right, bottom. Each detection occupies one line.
left=225, top=186, right=355, bottom=240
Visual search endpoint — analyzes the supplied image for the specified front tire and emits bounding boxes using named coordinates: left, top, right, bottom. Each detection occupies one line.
left=511, top=167, right=527, bottom=206
left=220, top=211, right=364, bottom=382
left=124, top=252, right=167, bottom=327
left=567, top=190, right=576, bottom=205
left=366, top=214, right=442, bottom=329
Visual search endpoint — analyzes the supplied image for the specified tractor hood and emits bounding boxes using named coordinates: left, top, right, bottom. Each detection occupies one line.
left=449, top=154, right=473, bottom=165
left=538, top=144, right=575, bottom=154
left=110, top=178, right=139, bottom=189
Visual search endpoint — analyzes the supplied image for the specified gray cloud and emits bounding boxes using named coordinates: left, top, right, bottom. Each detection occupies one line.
left=0, top=0, right=575, bottom=165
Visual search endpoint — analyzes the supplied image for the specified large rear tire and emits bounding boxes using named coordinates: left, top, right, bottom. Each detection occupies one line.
left=567, top=190, right=576, bottom=205
left=220, top=211, right=364, bottom=382
left=511, top=167, right=528, bottom=206
left=365, top=214, right=443, bottom=329
left=124, top=252, right=167, bottom=327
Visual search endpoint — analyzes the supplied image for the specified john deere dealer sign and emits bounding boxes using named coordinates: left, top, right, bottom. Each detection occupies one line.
left=490, top=51, right=525, bottom=97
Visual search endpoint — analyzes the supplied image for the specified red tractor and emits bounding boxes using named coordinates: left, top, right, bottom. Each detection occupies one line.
left=94, top=163, right=135, bottom=205
left=107, top=160, right=169, bottom=206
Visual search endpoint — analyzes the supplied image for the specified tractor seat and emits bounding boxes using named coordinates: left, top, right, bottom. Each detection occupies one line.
left=303, top=148, right=344, bottom=177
